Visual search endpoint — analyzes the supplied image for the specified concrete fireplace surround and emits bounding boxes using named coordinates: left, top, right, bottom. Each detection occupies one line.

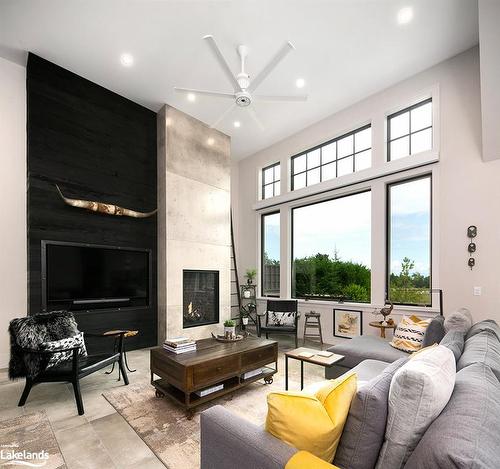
left=157, top=105, right=231, bottom=342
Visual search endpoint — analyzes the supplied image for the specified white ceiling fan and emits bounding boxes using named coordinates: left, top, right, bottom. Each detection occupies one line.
left=174, top=35, right=308, bottom=129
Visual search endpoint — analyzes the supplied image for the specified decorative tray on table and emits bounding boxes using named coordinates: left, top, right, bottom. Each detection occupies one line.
left=211, top=332, right=245, bottom=343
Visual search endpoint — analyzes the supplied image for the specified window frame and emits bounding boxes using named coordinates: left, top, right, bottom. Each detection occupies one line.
left=261, top=162, right=281, bottom=200
left=290, top=188, right=372, bottom=303
left=387, top=98, right=433, bottom=162
left=290, top=124, right=372, bottom=191
left=385, top=173, right=433, bottom=307
left=261, top=210, right=281, bottom=297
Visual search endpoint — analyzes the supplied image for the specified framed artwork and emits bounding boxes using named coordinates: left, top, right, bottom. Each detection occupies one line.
left=333, top=309, right=363, bottom=339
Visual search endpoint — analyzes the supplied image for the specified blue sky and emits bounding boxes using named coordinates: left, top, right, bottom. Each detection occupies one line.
left=264, top=178, right=431, bottom=276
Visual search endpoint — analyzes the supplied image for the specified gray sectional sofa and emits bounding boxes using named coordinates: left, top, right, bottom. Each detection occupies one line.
left=200, top=319, right=500, bottom=469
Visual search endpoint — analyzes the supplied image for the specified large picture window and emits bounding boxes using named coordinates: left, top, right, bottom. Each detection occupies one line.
left=387, top=175, right=432, bottom=305
left=387, top=98, right=432, bottom=161
left=291, top=125, right=371, bottom=190
left=261, top=212, right=280, bottom=296
left=292, top=191, right=371, bottom=302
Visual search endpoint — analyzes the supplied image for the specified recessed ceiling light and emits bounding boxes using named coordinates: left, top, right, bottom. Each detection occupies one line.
left=187, top=93, right=196, bottom=102
left=233, top=121, right=241, bottom=128
left=295, top=78, right=305, bottom=89
left=207, top=137, right=215, bottom=146
left=120, top=53, right=134, bottom=67
left=397, top=7, right=413, bottom=25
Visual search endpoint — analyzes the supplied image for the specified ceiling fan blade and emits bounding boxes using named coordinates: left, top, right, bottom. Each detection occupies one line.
left=174, top=87, right=235, bottom=99
left=247, top=107, right=265, bottom=131
left=203, top=35, right=241, bottom=92
left=254, top=94, right=308, bottom=102
left=211, top=103, right=236, bottom=129
left=247, top=41, right=295, bottom=93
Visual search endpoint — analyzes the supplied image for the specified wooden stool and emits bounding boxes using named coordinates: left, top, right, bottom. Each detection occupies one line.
left=303, top=312, right=323, bottom=345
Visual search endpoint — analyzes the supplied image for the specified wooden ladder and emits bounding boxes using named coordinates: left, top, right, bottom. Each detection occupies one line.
left=230, top=212, right=242, bottom=321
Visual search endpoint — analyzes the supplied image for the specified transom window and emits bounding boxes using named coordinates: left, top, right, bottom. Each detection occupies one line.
left=387, top=98, right=432, bottom=161
left=291, top=125, right=372, bottom=191
left=262, top=162, right=281, bottom=199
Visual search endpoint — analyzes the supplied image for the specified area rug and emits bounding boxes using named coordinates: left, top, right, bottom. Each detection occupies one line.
left=0, top=411, right=66, bottom=469
left=103, top=365, right=320, bottom=469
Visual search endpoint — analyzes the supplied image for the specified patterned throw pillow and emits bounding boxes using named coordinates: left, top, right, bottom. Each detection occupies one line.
left=40, top=332, right=87, bottom=369
left=390, top=315, right=431, bottom=353
left=267, top=311, right=295, bottom=327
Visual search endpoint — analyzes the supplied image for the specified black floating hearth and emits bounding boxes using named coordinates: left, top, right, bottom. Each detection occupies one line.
left=183, top=270, right=219, bottom=328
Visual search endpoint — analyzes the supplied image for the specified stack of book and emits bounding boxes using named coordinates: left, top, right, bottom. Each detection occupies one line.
left=163, top=337, right=196, bottom=354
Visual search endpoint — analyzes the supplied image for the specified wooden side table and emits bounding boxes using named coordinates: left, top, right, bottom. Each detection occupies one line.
left=284, top=347, right=344, bottom=390
left=369, top=321, right=396, bottom=339
left=104, top=329, right=138, bottom=380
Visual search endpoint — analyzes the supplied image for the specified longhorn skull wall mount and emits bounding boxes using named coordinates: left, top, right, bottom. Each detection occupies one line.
left=55, top=185, right=157, bottom=219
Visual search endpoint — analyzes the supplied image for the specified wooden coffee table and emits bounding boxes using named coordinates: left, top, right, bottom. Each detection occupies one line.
left=150, top=337, right=278, bottom=418
left=285, top=347, right=344, bottom=390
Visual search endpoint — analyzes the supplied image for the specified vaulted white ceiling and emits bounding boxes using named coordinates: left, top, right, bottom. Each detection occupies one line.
left=0, top=0, right=478, bottom=159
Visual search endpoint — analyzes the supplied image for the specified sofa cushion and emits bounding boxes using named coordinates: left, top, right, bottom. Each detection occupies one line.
left=444, top=308, right=473, bottom=333
left=266, top=373, right=357, bottom=462
left=458, top=326, right=500, bottom=381
left=422, top=315, right=445, bottom=347
left=334, top=358, right=408, bottom=469
left=439, top=330, right=465, bottom=362
left=466, top=319, right=500, bottom=341
left=404, top=362, right=500, bottom=469
left=328, top=336, right=409, bottom=369
left=376, top=345, right=456, bottom=469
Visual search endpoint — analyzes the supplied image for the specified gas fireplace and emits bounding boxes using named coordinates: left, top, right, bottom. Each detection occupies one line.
left=183, top=270, right=219, bottom=328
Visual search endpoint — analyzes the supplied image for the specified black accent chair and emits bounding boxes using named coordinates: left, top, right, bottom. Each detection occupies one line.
left=257, top=300, right=299, bottom=348
left=17, top=331, right=128, bottom=416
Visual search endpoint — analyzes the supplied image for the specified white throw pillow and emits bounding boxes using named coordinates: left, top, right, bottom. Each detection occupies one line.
left=375, top=345, right=456, bottom=469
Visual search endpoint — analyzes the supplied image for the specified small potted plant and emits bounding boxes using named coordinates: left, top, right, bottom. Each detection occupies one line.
left=224, top=319, right=236, bottom=339
left=245, top=268, right=257, bottom=285
left=240, top=308, right=249, bottom=326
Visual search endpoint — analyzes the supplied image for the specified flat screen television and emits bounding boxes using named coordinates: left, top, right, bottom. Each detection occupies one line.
left=42, top=241, right=150, bottom=311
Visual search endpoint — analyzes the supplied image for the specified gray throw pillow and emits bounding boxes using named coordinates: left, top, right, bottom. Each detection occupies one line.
left=40, top=332, right=87, bottom=369
left=404, top=363, right=500, bottom=469
left=444, top=308, right=473, bottom=333
left=458, top=327, right=500, bottom=381
left=333, top=358, right=408, bottom=469
left=375, top=345, right=456, bottom=469
left=440, top=330, right=465, bottom=362
left=422, top=315, right=445, bottom=347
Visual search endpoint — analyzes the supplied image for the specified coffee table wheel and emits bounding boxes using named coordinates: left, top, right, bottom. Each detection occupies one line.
left=155, top=390, right=165, bottom=398
left=186, top=410, right=195, bottom=420
left=264, top=376, right=273, bottom=385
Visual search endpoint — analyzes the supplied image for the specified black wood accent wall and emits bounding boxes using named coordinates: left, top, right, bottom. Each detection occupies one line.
left=27, top=54, right=157, bottom=351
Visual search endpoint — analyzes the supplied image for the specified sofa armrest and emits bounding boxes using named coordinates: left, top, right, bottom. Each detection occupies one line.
left=200, top=405, right=297, bottom=469
left=285, top=451, right=339, bottom=469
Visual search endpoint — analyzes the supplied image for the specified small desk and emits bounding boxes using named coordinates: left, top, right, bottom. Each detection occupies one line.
left=284, top=347, right=344, bottom=390
left=369, top=321, right=396, bottom=339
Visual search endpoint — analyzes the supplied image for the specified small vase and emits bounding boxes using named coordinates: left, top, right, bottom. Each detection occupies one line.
left=242, top=317, right=249, bottom=325
left=224, top=326, right=236, bottom=339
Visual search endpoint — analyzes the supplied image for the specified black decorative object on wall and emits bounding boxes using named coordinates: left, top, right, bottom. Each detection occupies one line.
left=467, top=225, right=477, bottom=270
left=27, top=53, right=157, bottom=353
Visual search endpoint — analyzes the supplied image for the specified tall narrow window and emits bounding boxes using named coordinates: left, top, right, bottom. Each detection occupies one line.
left=262, top=162, right=281, bottom=199
left=291, top=125, right=371, bottom=190
left=262, top=212, right=280, bottom=296
left=387, top=175, right=432, bottom=305
left=292, top=191, right=371, bottom=302
left=387, top=99, right=432, bottom=161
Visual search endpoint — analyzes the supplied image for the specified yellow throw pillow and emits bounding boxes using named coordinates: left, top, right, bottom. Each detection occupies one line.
left=265, top=373, right=357, bottom=462
left=285, top=450, right=340, bottom=469
left=390, top=315, right=431, bottom=353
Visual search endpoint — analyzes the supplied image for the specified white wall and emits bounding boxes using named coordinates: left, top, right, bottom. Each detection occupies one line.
left=478, top=0, right=500, bottom=161
left=234, top=47, right=500, bottom=344
left=0, top=56, right=26, bottom=368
